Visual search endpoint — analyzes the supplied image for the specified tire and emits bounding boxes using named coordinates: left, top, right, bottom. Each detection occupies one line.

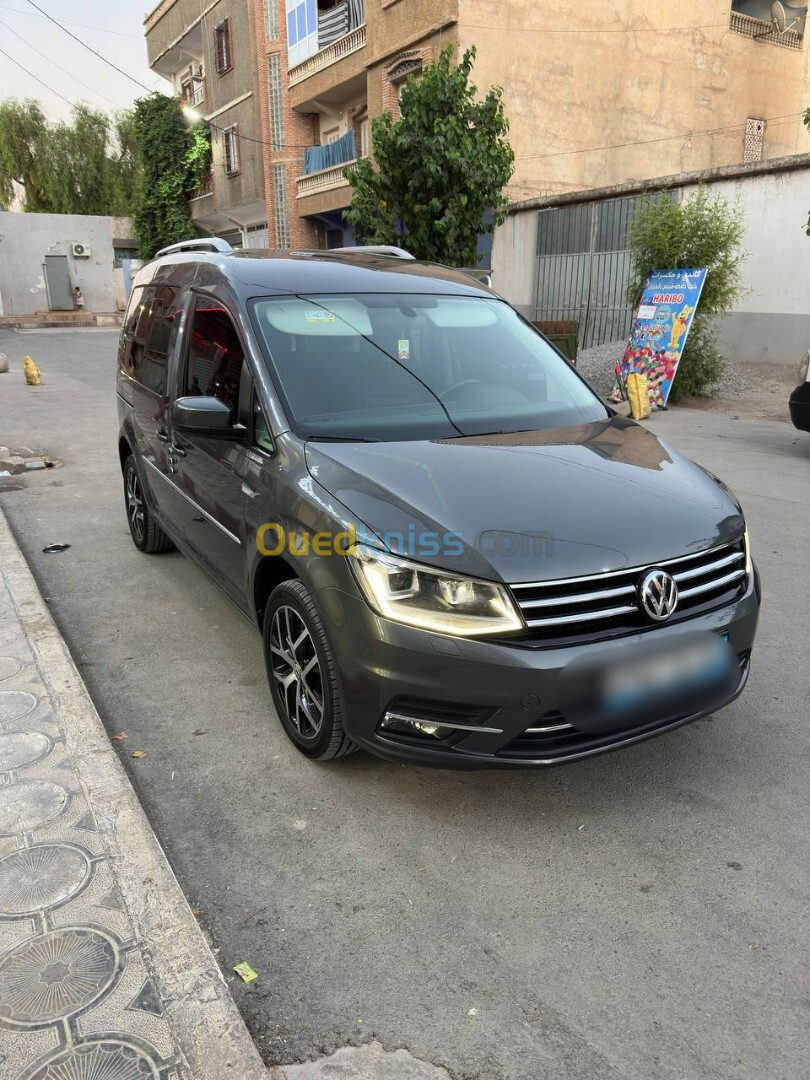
left=263, top=578, right=356, bottom=760
left=123, top=455, right=174, bottom=554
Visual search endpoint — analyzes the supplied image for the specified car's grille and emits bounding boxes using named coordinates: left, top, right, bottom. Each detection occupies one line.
left=498, top=649, right=751, bottom=760
left=509, top=539, right=747, bottom=647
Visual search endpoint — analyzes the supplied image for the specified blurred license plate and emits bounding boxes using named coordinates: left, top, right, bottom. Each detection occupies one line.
left=558, top=631, right=737, bottom=734
left=603, top=636, right=727, bottom=713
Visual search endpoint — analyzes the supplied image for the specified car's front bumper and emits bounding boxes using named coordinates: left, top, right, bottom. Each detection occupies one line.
left=315, top=567, right=760, bottom=769
left=789, top=381, right=810, bottom=432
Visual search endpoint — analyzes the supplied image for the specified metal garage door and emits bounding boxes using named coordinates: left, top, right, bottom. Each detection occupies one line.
left=534, top=195, right=658, bottom=349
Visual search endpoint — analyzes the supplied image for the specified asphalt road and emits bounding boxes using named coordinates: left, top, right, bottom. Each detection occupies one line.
left=1, top=329, right=808, bottom=1080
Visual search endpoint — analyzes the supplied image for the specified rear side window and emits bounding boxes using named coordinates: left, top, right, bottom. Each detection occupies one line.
left=120, top=285, right=179, bottom=394
left=120, top=287, right=145, bottom=379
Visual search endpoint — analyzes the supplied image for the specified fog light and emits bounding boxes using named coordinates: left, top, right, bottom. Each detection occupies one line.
left=379, top=712, right=443, bottom=739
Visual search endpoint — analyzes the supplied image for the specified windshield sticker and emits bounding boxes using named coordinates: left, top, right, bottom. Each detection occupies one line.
left=398, top=339, right=410, bottom=360
left=305, top=310, right=337, bottom=323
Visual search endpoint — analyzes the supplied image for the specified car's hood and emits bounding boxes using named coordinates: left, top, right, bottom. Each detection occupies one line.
left=304, top=416, right=743, bottom=582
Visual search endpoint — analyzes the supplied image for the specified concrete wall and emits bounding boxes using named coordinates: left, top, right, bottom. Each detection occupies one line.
left=0, top=213, right=131, bottom=317
left=458, top=0, right=810, bottom=203
left=702, top=167, right=810, bottom=363
left=491, top=158, right=810, bottom=363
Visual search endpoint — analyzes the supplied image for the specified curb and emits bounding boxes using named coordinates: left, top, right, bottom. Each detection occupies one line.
left=0, top=508, right=267, bottom=1079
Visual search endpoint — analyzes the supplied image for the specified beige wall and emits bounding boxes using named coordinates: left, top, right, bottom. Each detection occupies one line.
left=458, top=0, right=810, bottom=201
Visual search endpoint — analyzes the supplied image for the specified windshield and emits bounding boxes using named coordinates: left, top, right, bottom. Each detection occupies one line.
left=250, top=293, right=607, bottom=441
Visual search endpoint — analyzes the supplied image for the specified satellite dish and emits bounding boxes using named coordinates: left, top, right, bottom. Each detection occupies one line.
left=769, top=0, right=806, bottom=32
left=771, top=1, right=788, bottom=31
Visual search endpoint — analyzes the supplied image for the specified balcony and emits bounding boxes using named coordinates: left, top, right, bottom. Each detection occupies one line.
left=296, top=128, right=357, bottom=211
left=181, top=77, right=206, bottom=112
left=296, top=161, right=356, bottom=200
left=289, top=24, right=367, bottom=86
left=730, top=1, right=805, bottom=48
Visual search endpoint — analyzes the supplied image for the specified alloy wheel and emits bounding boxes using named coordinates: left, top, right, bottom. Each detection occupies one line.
left=269, top=605, right=324, bottom=739
left=125, top=467, right=145, bottom=544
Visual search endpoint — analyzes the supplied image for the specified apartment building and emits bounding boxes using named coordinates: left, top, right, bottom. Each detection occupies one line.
left=145, top=0, right=268, bottom=247
left=252, top=0, right=810, bottom=249
left=253, top=0, right=459, bottom=248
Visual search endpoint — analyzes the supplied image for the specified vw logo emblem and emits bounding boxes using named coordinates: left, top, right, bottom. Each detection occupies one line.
left=638, top=568, right=679, bottom=622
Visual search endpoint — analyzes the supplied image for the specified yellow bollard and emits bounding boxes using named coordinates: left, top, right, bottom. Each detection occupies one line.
left=23, top=356, right=41, bottom=385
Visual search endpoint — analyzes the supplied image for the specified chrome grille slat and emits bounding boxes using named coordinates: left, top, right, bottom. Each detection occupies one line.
left=678, top=568, right=745, bottom=600
left=525, top=603, right=638, bottom=628
left=519, top=584, right=635, bottom=609
left=510, top=539, right=747, bottom=642
left=672, top=551, right=744, bottom=583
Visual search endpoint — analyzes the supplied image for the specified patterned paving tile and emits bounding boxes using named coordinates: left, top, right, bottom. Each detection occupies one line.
left=0, top=581, right=185, bottom=1079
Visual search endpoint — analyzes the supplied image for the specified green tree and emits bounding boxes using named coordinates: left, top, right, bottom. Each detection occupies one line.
left=0, top=98, right=136, bottom=214
left=131, top=94, right=211, bottom=259
left=626, top=188, right=746, bottom=401
left=0, top=99, right=50, bottom=210
left=804, top=107, right=810, bottom=236
left=344, top=45, right=514, bottom=266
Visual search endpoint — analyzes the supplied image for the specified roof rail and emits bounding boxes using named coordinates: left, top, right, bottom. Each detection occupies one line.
left=154, top=237, right=234, bottom=259
left=330, top=245, right=415, bottom=260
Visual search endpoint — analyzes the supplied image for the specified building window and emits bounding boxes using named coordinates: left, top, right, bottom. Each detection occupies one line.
left=214, top=19, right=233, bottom=74
left=264, top=0, right=279, bottom=40
left=358, top=115, right=369, bottom=158
left=730, top=1, right=805, bottom=48
left=273, top=164, right=291, bottom=248
left=223, top=126, right=240, bottom=175
left=286, top=0, right=318, bottom=67
left=743, top=117, right=766, bottom=162
left=267, top=53, right=284, bottom=152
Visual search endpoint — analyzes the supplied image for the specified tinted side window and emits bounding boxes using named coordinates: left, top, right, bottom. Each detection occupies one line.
left=141, top=287, right=178, bottom=395
left=185, top=300, right=244, bottom=417
left=120, top=286, right=145, bottom=379
left=253, top=396, right=274, bottom=454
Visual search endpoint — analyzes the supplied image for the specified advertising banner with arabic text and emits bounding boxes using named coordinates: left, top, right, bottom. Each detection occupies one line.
left=611, top=268, right=708, bottom=407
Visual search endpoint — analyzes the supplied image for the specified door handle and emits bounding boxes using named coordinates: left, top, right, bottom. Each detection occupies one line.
left=241, top=482, right=260, bottom=500
left=156, top=429, right=169, bottom=443
left=170, top=444, right=187, bottom=458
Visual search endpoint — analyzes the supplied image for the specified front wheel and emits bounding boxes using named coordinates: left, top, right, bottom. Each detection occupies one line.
left=263, top=579, right=356, bottom=760
left=123, top=455, right=174, bottom=553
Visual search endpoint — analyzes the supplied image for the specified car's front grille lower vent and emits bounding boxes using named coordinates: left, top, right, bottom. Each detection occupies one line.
left=509, top=539, right=747, bottom=646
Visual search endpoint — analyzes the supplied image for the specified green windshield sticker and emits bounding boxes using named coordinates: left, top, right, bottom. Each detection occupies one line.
left=398, top=339, right=410, bottom=360
left=305, top=310, right=336, bottom=323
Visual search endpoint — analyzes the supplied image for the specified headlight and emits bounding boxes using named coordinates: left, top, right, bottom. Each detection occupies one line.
left=347, top=547, right=524, bottom=636
left=743, top=527, right=752, bottom=576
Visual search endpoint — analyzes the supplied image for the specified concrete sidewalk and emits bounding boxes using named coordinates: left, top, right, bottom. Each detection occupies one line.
left=0, top=511, right=266, bottom=1080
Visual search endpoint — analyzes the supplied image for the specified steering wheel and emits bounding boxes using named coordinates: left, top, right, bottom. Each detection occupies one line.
left=439, top=379, right=488, bottom=401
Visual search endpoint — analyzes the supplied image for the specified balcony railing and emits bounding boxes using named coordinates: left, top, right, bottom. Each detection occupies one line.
left=296, top=161, right=356, bottom=200
left=191, top=173, right=213, bottom=199
left=729, top=10, right=803, bottom=48
left=289, top=24, right=367, bottom=87
left=185, top=79, right=205, bottom=108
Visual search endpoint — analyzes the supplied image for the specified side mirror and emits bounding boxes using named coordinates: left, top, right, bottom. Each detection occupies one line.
left=173, top=396, right=235, bottom=435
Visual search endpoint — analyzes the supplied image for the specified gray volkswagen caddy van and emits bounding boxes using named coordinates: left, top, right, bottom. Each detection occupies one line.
left=117, top=240, right=760, bottom=768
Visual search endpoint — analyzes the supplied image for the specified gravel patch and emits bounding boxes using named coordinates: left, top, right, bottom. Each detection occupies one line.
left=576, top=339, right=625, bottom=399
left=576, top=339, right=752, bottom=402
left=707, top=364, right=748, bottom=398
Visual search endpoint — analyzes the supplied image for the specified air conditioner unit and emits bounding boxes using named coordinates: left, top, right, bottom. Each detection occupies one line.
left=72, top=242, right=91, bottom=258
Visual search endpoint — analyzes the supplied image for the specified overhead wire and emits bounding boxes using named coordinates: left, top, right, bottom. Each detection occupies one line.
left=0, top=18, right=128, bottom=109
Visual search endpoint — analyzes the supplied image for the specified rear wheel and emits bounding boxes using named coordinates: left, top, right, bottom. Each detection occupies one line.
left=264, top=579, right=355, bottom=760
left=123, top=455, right=173, bottom=553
